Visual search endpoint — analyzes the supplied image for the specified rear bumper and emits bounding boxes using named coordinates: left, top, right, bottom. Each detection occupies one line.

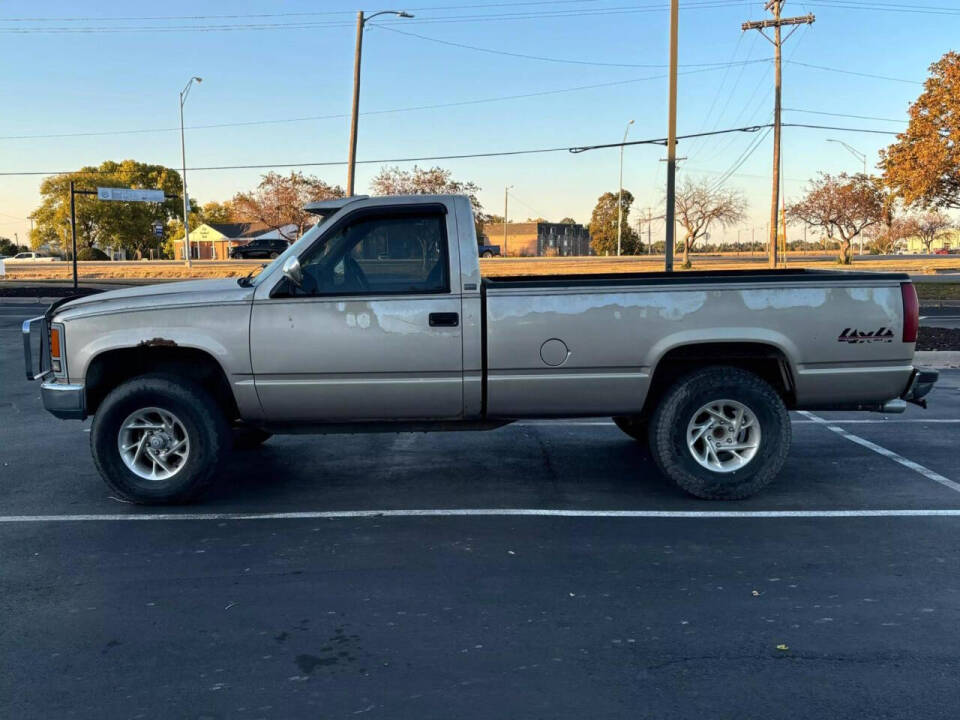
left=901, top=367, right=939, bottom=408
left=40, top=382, right=86, bottom=419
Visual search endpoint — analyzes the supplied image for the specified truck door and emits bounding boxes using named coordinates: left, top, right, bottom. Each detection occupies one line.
left=249, top=203, right=464, bottom=421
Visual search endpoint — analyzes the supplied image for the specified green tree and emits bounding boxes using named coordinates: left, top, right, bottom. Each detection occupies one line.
left=29, top=160, right=183, bottom=257
left=0, top=237, right=28, bottom=255
left=882, top=52, right=960, bottom=210
left=201, top=201, right=236, bottom=224
left=589, top=190, right=641, bottom=255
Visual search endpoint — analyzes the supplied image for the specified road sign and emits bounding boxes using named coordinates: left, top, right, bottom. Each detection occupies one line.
left=97, top=187, right=166, bottom=203
left=152, top=222, right=164, bottom=238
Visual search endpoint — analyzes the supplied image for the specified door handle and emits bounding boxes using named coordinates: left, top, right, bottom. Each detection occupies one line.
left=429, top=312, right=459, bottom=327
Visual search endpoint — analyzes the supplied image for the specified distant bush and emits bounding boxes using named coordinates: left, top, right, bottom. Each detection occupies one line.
left=76, top=247, right=110, bottom=261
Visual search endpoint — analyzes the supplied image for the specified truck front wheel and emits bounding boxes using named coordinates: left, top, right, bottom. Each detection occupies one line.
left=649, top=366, right=791, bottom=500
left=90, top=374, right=231, bottom=504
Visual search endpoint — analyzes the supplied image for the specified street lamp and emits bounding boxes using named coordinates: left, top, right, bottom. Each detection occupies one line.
left=346, top=10, right=414, bottom=196
left=179, top=76, right=202, bottom=267
left=826, top=138, right=868, bottom=256
left=826, top=138, right=867, bottom=175
left=503, top=185, right=513, bottom=256
left=617, top=119, right=634, bottom=256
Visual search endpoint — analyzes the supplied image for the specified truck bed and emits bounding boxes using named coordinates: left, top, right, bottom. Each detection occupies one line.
left=482, top=268, right=910, bottom=290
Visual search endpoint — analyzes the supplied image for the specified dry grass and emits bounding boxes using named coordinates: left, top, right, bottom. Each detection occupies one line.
left=2, top=254, right=960, bottom=282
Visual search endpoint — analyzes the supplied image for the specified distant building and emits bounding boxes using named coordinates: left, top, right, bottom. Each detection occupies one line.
left=901, top=228, right=958, bottom=254
left=480, top=221, right=592, bottom=257
left=173, top=222, right=301, bottom=260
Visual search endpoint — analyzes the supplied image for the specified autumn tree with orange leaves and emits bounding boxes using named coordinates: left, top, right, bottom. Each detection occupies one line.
left=882, top=52, right=960, bottom=210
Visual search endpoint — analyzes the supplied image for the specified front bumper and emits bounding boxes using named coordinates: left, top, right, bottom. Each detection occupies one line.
left=41, top=381, right=86, bottom=419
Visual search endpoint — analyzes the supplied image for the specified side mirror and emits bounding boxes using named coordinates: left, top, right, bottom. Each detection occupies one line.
left=281, top=256, right=303, bottom=288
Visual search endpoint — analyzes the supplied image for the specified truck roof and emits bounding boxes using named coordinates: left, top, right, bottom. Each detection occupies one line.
left=303, top=196, right=368, bottom=216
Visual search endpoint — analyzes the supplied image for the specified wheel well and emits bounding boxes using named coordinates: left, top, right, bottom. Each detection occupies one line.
left=85, top=346, right=239, bottom=419
left=640, top=342, right=795, bottom=418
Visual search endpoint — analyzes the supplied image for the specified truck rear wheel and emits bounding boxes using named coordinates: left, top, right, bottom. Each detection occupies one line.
left=90, top=374, right=230, bottom=504
left=649, top=366, right=791, bottom=500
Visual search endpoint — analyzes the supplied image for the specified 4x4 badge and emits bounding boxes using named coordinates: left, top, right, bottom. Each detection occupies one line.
left=838, top=327, right=895, bottom=343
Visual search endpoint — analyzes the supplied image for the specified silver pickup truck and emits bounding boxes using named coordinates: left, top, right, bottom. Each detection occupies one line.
left=23, top=194, right=937, bottom=504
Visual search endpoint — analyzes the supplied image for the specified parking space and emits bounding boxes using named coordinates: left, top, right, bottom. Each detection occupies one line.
left=2, top=300, right=960, bottom=718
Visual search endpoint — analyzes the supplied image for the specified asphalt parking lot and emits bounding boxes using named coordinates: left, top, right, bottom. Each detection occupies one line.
left=2, top=300, right=960, bottom=719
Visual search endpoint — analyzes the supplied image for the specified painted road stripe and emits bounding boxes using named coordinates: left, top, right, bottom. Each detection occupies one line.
left=518, top=419, right=960, bottom=426
left=799, top=410, right=960, bottom=494
left=2, top=508, right=960, bottom=523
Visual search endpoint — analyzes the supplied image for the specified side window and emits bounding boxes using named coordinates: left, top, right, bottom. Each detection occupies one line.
left=296, top=212, right=448, bottom=296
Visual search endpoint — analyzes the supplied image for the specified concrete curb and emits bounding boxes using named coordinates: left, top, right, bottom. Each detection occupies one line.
left=0, top=297, right=59, bottom=305
left=914, top=351, right=960, bottom=369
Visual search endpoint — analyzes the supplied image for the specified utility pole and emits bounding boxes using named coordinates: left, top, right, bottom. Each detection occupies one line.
left=742, top=2, right=814, bottom=269
left=664, top=0, right=679, bottom=272
left=69, top=181, right=78, bottom=290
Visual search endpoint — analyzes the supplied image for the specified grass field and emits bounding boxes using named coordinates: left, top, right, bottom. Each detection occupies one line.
left=3, top=254, right=960, bottom=282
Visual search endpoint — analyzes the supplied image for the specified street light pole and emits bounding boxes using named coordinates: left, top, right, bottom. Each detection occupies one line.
left=503, top=185, right=513, bottom=256
left=179, top=76, right=202, bottom=268
left=826, top=139, right=868, bottom=255
left=617, top=119, right=634, bottom=256
left=346, top=9, right=414, bottom=196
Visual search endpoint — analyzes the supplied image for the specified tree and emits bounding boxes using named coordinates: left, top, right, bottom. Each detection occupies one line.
left=787, top=173, right=884, bottom=264
left=558, top=217, right=577, bottom=225
left=0, top=237, right=28, bottom=255
left=911, top=211, right=954, bottom=253
left=674, top=178, right=747, bottom=267
left=29, top=160, right=183, bottom=257
left=589, top=190, right=641, bottom=255
left=201, top=201, right=236, bottom=224
left=882, top=52, right=960, bottom=210
left=233, top=172, right=344, bottom=241
left=370, top=165, right=482, bottom=212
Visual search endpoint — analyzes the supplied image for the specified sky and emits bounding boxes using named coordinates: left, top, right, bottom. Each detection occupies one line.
left=0, top=0, right=957, bottom=246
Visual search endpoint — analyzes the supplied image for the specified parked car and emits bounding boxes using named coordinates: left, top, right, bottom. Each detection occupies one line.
left=478, top=241, right=501, bottom=258
left=934, top=248, right=952, bottom=255
left=24, top=194, right=937, bottom=504
left=6, top=252, right=58, bottom=262
left=229, top=238, right=289, bottom=259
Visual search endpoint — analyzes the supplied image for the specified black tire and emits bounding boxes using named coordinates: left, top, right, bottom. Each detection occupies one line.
left=482, top=251, right=494, bottom=258
left=90, top=373, right=231, bottom=504
left=612, top=415, right=648, bottom=443
left=233, top=425, right=273, bottom=450
left=269, top=252, right=279, bottom=259
left=649, top=366, right=791, bottom=500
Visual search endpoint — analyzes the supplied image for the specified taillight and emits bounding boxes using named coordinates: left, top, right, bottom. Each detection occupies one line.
left=901, top=282, right=919, bottom=343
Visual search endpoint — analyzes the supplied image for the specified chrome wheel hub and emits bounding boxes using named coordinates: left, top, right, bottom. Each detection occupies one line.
left=118, top=407, right=190, bottom=481
left=686, top=399, right=761, bottom=473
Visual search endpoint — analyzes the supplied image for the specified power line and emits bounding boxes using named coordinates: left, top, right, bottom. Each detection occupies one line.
left=0, top=65, right=741, bottom=142
left=786, top=60, right=922, bottom=84
left=783, top=107, right=906, bottom=123
left=374, top=23, right=772, bottom=68
left=805, top=1, right=960, bottom=16
left=0, top=123, right=898, bottom=178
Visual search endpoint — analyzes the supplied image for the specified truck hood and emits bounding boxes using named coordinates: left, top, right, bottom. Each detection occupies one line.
left=53, top=278, right=253, bottom=320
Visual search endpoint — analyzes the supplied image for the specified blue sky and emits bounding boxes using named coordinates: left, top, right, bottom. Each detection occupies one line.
left=0, top=0, right=956, bottom=245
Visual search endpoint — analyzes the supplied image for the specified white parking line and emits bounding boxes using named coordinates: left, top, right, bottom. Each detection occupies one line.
left=518, top=419, right=960, bottom=427
left=798, top=411, right=960, bottom=494
left=2, top=508, right=960, bottom=523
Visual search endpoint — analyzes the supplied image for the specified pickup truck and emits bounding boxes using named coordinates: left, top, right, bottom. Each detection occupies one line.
left=23, top=194, right=938, bottom=504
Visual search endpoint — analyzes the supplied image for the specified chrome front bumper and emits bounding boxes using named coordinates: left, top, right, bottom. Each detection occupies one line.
left=40, top=381, right=86, bottom=419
